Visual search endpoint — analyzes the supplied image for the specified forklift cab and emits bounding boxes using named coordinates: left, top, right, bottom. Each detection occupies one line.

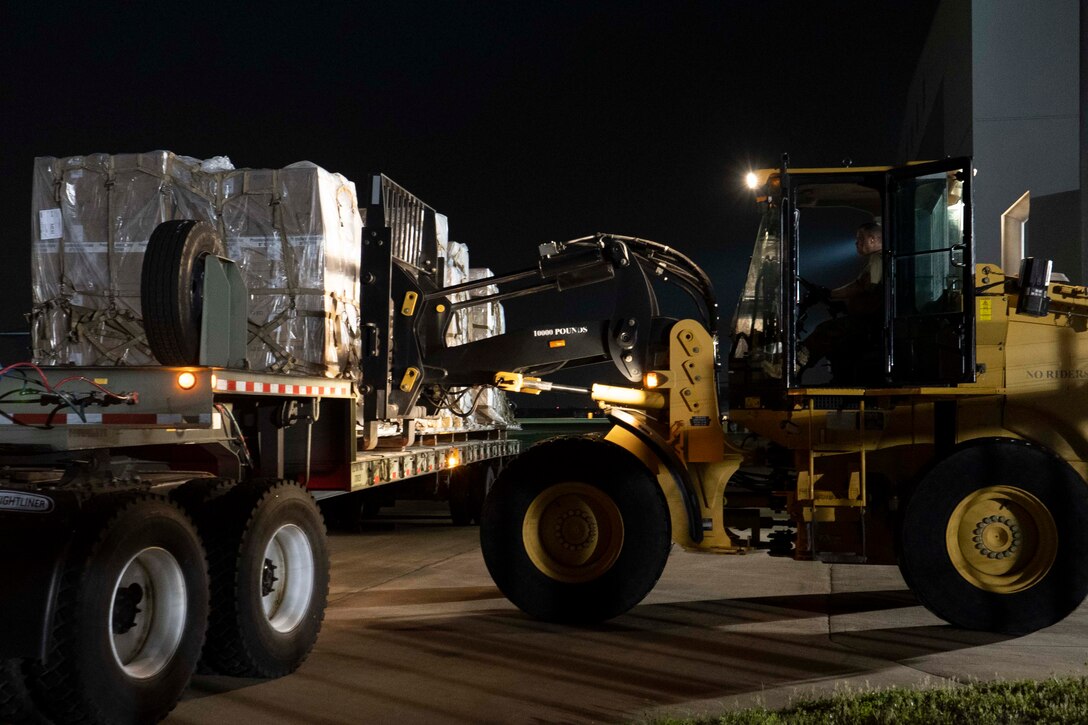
left=730, top=158, right=974, bottom=403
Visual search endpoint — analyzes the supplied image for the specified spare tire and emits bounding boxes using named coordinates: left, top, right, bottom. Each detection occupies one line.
left=141, top=220, right=225, bottom=365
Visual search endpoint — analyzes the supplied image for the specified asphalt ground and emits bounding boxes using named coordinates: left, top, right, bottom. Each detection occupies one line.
left=169, top=507, right=1088, bottom=724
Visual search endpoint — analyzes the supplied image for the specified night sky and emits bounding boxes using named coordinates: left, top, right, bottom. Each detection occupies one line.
left=1, top=1, right=940, bottom=374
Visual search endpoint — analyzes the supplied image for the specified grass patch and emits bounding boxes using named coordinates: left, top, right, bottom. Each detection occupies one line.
left=655, top=676, right=1088, bottom=724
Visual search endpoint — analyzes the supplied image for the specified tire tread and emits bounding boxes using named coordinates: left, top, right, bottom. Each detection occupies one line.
left=26, top=493, right=207, bottom=724
left=198, top=480, right=329, bottom=678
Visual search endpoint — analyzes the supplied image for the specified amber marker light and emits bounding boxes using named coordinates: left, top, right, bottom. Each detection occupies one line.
left=177, top=372, right=197, bottom=390
left=445, top=448, right=461, bottom=468
left=644, top=371, right=661, bottom=388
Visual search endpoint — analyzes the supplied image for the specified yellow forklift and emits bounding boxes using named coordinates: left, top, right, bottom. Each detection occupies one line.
left=468, top=157, right=1087, bottom=636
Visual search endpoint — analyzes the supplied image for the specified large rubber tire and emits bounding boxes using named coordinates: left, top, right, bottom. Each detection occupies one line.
left=27, top=494, right=209, bottom=725
left=448, top=467, right=475, bottom=526
left=449, top=463, right=495, bottom=526
left=141, top=219, right=225, bottom=366
left=480, top=437, right=671, bottom=624
left=0, top=659, right=35, bottom=723
left=170, top=476, right=235, bottom=514
left=200, top=480, right=330, bottom=678
left=899, top=438, right=1088, bottom=635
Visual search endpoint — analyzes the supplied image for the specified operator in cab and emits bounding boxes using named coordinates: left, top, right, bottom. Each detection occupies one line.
left=798, top=222, right=883, bottom=381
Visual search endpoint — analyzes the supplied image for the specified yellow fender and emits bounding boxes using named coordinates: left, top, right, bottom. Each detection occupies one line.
left=604, top=412, right=746, bottom=553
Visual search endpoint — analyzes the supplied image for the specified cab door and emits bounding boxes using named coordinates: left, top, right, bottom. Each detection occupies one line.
left=885, top=158, right=975, bottom=385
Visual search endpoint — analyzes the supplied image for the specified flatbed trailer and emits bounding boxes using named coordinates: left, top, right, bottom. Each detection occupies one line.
left=0, top=365, right=516, bottom=494
left=0, top=168, right=519, bottom=725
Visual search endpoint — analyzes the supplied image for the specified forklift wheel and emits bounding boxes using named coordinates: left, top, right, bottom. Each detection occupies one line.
left=899, top=438, right=1088, bottom=635
left=481, top=436, right=671, bottom=623
left=27, top=494, right=208, bottom=725
left=141, top=220, right=225, bottom=365
left=198, top=480, right=329, bottom=678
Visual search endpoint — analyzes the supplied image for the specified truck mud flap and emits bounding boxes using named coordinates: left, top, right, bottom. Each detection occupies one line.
left=0, top=489, right=80, bottom=660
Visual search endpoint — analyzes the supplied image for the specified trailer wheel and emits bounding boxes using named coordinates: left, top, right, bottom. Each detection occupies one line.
left=449, top=466, right=474, bottom=526
left=141, top=219, right=225, bottom=365
left=0, top=659, right=34, bottom=723
left=27, top=494, right=208, bottom=724
left=170, top=476, right=235, bottom=514
left=201, top=480, right=329, bottom=678
left=481, top=437, right=671, bottom=623
left=472, top=464, right=497, bottom=525
left=449, top=463, right=494, bottom=526
left=899, top=439, right=1088, bottom=635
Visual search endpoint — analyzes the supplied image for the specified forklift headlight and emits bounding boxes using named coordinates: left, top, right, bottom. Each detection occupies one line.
left=177, top=372, right=197, bottom=390
left=745, top=172, right=759, bottom=189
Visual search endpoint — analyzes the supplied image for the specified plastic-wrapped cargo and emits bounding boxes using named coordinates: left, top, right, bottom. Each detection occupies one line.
left=30, top=152, right=362, bottom=377
left=30, top=153, right=516, bottom=430
left=416, top=225, right=515, bottom=432
left=440, top=240, right=472, bottom=347
left=30, top=152, right=218, bottom=365
left=216, top=163, right=362, bottom=376
left=413, top=384, right=517, bottom=434
left=466, top=268, right=506, bottom=342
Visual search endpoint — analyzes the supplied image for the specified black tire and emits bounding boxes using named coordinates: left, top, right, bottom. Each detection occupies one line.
left=360, top=497, right=383, bottom=519
left=450, top=464, right=499, bottom=526
left=1, top=659, right=35, bottom=723
left=141, top=219, right=225, bottom=365
left=170, top=476, right=235, bottom=514
left=448, top=465, right=477, bottom=526
left=480, top=437, right=671, bottom=624
left=899, top=438, right=1088, bottom=635
left=200, top=480, right=329, bottom=678
left=27, top=494, right=209, bottom=725
left=470, top=464, right=497, bottom=526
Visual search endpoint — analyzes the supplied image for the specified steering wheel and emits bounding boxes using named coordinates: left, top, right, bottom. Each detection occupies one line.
left=800, top=277, right=849, bottom=314
left=797, top=277, right=830, bottom=311
left=796, top=277, right=849, bottom=337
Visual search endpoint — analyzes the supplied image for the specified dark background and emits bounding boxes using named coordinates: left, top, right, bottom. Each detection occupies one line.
left=0, top=1, right=940, bottom=403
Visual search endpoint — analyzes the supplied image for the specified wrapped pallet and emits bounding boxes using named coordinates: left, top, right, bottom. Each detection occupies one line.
left=30, top=152, right=362, bottom=377
left=30, top=152, right=218, bottom=365
left=463, top=271, right=512, bottom=427
left=440, top=240, right=472, bottom=347
left=216, top=163, right=362, bottom=376
left=466, top=268, right=506, bottom=342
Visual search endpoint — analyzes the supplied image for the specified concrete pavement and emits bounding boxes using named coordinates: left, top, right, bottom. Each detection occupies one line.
left=169, top=510, right=1088, bottom=724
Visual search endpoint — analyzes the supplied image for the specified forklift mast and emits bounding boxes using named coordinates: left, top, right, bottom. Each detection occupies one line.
left=359, top=174, right=719, bottom=423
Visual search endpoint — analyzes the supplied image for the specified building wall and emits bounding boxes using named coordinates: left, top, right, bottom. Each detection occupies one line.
left=900, top=0, right=1083, bottom=282
left=972, top=0, right=1081, bottom=278
left=898, top=0, right=973, bottom=161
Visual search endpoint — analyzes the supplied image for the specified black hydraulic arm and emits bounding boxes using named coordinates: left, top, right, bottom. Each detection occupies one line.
left=416, top=236, right=661, bottom=389
left=363, top=215, right=718, bottom=418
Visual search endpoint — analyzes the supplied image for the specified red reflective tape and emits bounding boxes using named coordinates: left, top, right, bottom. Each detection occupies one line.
left=103, top=414, right=158, bottom=424
left=212, top=377, right=350, bottom=397
left=13, top=414, right=51, bottom=424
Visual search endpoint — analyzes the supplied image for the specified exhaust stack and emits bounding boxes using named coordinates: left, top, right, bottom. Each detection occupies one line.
left=1001, top=190, right=1031, bottom=275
